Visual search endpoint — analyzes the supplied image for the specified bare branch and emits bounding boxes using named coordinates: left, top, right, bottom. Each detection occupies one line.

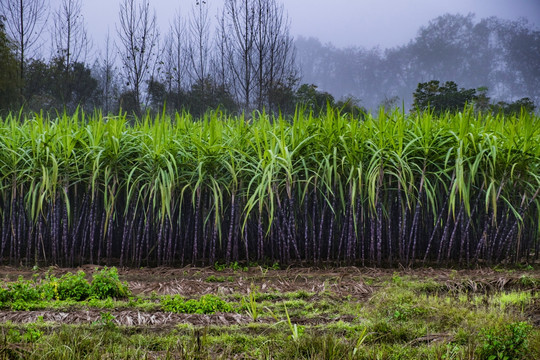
left=0, top=0, right=48, bottom=79
left=116, top=0, right=159, bottom=114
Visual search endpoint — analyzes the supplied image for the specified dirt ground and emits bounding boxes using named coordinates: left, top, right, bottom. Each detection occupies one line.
left=0, top=265, right=539, bottom=327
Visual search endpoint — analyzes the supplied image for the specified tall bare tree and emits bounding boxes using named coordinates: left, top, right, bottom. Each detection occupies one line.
left=187, top=1, right=211, bottom=90
left=117, top=0, right=158, bottom=114
left=212, top=11, right=232, bottom=91
left=52, top=0, right=89, bottom=69
left=51, top=0, right=90, bottom=106
left=253, top=0, right=296, bottom=109
left=164, top=10, right=188, bottom=94
left=0, top=0, right=48, bottom=84
left=94, top=30, right=118, bottom=113
left=221, top=0, right=255, bottom=109
left=221, top=0, right=296, bottom=111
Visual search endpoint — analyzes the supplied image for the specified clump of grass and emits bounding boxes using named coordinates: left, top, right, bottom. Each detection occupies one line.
left=496, top=291, right=534, bottom=311
left=241, top=283, right=260, bottom=321
left=205, top=275, right=234, bottom=283
left=161, top=294, right=233, bottom=314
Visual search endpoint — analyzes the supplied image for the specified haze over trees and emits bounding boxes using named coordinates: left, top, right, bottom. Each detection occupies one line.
left=0, top=3, right=538, bottom=115
left=296, top=13, right=540, bottom=111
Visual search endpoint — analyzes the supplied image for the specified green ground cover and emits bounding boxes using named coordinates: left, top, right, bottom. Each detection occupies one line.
left=0, top=266, right=538, bottom=359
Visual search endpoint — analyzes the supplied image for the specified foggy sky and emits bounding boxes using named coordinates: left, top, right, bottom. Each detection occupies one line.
left=45, top=0, right=540, bottom=56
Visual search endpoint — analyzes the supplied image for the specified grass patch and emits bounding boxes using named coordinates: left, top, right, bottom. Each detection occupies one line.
left=0, top=267, right=538, bottom=359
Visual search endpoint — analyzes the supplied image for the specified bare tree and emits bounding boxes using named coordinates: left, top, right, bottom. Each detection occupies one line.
left=212, top=11, right=233, bottom=91
left=51, top=0, right=90, bottom=106
left=253, top=0, right=270, bottom=109
left=222, top=0, right=256, bottom=109
left=187, top=1, right=211, bottom=90
left=117, top=0, right=158, bottom=114
left=94, top=30, right=118, bottom=113
left=221, top=0, right=296, bottom=111
left=164, top=10, right=188, bottom=94
left=52, top=0, right=89, bottom=69
left=0, top=0, right=48, bottom=82
left=253, top=0, right=296, bottom=110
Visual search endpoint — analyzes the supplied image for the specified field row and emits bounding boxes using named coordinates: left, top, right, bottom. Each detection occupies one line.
left=0, top=109, right=539, bottom=266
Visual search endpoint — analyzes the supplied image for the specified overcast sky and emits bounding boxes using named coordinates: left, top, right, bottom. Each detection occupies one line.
left=55, top=0, right=540, bottom=53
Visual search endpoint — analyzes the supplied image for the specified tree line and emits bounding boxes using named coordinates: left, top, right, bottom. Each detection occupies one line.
left=296, top=13, right=540, bottom=111
left=0, top=4, right=538, bottom=116
left=0, top=0, right=300, bottom=116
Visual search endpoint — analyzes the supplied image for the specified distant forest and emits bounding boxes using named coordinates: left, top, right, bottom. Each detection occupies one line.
left=296, top=13, right=540, bottom=111
left=1, top=0, right=539, bottom=116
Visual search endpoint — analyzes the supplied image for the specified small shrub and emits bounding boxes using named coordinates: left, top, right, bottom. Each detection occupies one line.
left=56, top=271, right=91, bottom=301
left=7, top=277, right=40, bottom=303
left=214, top=262, right=227, bottom=271
left=391, top=273, right=403, bottom=286
left=93, top=311, right=117, bottom=330
left=23, top=324, right=43, bottom=343
left=40, top=275, right=59, bottom=301
left=5, top=328, right=22, bottom=343
left=90, top=267, right=130, bottom=299
left=213, top=261, right=248, bottom=272
left=391, top=303, right=427, bottom=321
left=477, top=322, right=532, bottom=360
left=205, top=275, right=233, bottom=283
left=0, top=287, right=10, bottom=305
left=519, top=275, right=537, bottom=287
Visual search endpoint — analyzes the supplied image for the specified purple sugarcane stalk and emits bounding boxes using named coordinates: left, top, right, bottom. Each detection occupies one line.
left=225, top=192, right=235, bottom=264
left=446, top=202, right=464, bottom=262
left=193, top=188, right=202, bottom=264
left=288, top=196, right=300, bottom=262
left=376, top=200, right=383, bottom=266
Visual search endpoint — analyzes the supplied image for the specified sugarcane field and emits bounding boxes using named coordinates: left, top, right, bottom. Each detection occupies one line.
left=0, top=109, right=537, bottom=359
left=1, top=0, right=540, bottom=358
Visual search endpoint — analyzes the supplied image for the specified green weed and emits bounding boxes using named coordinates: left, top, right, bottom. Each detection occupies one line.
left=477, top=322, right=532, bottom=360
left=241, top=283, right=260, bottom=321
left=161, top=294, right=233, bottom=314
left=89, top=267, right=130, bottom=299
left=93, top=312, right=117, bottom=330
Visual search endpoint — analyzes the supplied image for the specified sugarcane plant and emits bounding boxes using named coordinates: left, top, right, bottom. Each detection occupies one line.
left=0, top=107, right=538, bottom=267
